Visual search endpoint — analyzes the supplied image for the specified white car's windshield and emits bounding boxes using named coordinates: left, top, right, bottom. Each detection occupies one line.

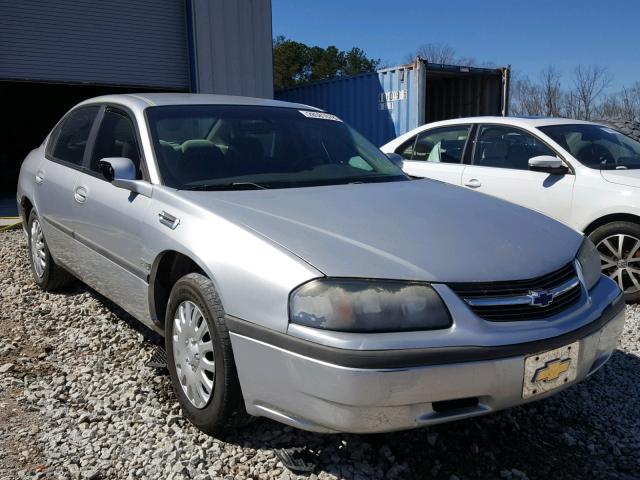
left=539, top=123, right=640, bottom=170
left=146, top=105, right=407, bottom=190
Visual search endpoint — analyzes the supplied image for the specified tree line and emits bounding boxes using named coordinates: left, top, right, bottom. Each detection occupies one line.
left=511, top=65, right=640, bottom=121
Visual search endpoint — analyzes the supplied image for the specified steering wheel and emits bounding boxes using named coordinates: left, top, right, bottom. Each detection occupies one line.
left=577, top=143, right=615, bottom=166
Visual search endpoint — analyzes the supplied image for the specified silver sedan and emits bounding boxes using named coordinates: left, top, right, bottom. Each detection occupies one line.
left=17, top=94, right=624, bottom=434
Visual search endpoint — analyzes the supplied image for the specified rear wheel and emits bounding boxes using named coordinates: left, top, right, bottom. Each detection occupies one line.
left=27, top=210, right=75, bottom=291
left=165, top=273, right=249, bottom=434
left=588, top=221, right=640, bottom=303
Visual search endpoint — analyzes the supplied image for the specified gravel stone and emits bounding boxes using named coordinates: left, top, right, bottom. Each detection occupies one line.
left=1, top=228, right=640, bottom=479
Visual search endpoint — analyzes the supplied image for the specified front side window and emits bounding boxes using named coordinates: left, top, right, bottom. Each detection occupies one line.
left=51, top=106, right=100, bottom=166
left=90, top=109, right=142, bottom=178
left=146, top=105, right=408, bottom=190
left=473, top=125, right=556, bottom=170
left=396, top=126, right=470, bottom=163
left=539, top=124, right=640, bottom=170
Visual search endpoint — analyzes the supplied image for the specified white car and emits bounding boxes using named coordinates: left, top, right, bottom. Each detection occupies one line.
left=382, top=117, right=640, bottom=302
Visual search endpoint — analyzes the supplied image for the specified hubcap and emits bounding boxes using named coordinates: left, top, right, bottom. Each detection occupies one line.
left=30, top=218, right=46, bottom=278
left=597, top=234, right=640, bottom=294
left=172, top=300, right=215, bottom=409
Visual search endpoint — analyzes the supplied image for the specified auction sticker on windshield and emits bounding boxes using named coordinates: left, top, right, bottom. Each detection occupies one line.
left=299, top=110, right=342, bottom=121
left=522, top=341, right=579, bottom=399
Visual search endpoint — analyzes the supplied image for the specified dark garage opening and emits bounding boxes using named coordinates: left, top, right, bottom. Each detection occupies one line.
left=0, top=81, right=182, bottom=202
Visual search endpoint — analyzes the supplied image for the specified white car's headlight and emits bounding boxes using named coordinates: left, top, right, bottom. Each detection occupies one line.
left=577, top=238, right=601, bottom=290
left=289, top=279, right=451, bottom=332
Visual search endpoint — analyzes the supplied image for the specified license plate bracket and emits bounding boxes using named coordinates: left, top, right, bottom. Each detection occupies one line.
left=522, top=341, right=579, bottom=399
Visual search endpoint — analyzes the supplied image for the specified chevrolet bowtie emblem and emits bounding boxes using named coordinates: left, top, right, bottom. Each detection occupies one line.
left=532, top=358, right=571, bottom=383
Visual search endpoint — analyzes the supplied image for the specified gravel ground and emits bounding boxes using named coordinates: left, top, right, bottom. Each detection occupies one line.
left=1, top=228, right=639, bottom=480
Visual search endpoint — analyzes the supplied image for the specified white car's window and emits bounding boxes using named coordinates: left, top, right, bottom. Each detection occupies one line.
left=473, top=125, right=555, bottom=170
left=146, top=105, right=408, bottom=190
left=539, top=124, right=640, bottom=170
left=89, top=109, right=143, bottom=178
left=50, top=106, right=100, bottom=167
left=396, top=125, right=470, bottom=162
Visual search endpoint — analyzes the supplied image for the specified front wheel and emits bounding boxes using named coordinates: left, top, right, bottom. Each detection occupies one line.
left=165, top=273, right=249, bottom=434
left=588, top=221, right=640, bottom=303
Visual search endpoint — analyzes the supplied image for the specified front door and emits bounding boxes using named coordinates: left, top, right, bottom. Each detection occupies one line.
left=461, top=124, right=575, bottom=224
left=71, top=107, right=153, bottom=323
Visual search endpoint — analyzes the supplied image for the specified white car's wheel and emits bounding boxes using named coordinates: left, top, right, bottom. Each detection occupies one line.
left=589, top=221, right=640, bottom=302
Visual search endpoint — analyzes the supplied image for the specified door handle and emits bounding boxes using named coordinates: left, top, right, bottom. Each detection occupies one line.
left=35, top=170, right=45, bottom=184
left=464, top=178, right=482, bottom=189
left=74, top=186, right=87, bottom=204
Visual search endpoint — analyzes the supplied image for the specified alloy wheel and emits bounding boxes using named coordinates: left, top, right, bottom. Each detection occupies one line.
left=30, top=218, right=46, bottom=278
left=172, top=300, right=216, bottom=409
left=596, top=234, right=640, bottom=294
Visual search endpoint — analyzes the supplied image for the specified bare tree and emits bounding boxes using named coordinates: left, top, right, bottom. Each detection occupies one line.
left=405, top=43, right=476, bottom=66
left=569, top=65, right=612, bottom=120
left=510, top=72, right=544, bottom=116
left=539, top=65, right=562, bottom=116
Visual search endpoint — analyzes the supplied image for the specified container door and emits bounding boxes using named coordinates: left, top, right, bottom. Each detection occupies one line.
left=395, top=125, right=471, bottom=186
left=462, top=124, right=575, bottom=224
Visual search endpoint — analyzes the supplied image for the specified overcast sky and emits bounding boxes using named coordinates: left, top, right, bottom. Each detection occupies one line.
left=272, top=0, right=640, bottom=91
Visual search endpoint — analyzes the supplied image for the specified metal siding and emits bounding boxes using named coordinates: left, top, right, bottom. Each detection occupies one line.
left=277, top=65, right=419, bottom=146
left=276, top=60, right=508, bottom=146
left=191, top=0, right=273, bottom=98
left=0, top=0, right=189, bottom=89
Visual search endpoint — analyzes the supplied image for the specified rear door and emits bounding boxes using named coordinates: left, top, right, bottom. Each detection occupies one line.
left=38, top=106, right=100, bottom=268
left=461, top=124, right=575, bottom=223
left=395, top=125, right=471, bottom=185
left=71, top=106, right=153, bottom=322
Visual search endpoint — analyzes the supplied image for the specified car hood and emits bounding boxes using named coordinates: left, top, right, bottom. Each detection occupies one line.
left=181, top=180, right=583, bottom=283
left=600, top=169, right=640, bottom=188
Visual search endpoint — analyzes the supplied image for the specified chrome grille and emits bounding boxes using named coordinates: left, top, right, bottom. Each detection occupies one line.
left=449, top=262, right=583, bottom=321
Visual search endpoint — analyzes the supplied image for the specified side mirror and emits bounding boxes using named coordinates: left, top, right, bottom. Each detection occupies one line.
left=528, top=155, right=568, bottom=175
left=385, top=152, right=405, bottom=168
left=98, top=157, right=152, bottom=197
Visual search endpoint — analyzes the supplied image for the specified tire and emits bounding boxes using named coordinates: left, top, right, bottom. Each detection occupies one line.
left=27, top=210, right=75, bottom=291
left=588, top=221, right=640, bottom=303
left=165, top=273, right=249, bottom=435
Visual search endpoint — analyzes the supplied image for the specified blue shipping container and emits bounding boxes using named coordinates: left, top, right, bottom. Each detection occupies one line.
left=276, top=59, right=510, bottom=146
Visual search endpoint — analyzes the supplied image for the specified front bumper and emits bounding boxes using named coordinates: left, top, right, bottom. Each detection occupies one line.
left=228, top=285, right=625, bottom=434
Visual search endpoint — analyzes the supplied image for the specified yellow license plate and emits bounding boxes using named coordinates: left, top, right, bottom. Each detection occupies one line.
left=522, top=341, right=579, bottom=399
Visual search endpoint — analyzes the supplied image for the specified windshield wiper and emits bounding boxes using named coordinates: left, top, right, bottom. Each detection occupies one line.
left=185, top=181, right=268, bottom=191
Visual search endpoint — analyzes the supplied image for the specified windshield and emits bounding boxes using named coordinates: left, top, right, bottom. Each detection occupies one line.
left=538, top=123, right=640, bottom=170
left=146, top=105, right=407, bottom=189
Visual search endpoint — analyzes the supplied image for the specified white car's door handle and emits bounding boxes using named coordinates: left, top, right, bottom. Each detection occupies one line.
left=35, top=170, right=45, bottom=184
left=74, top=186, right=87, bottom=204
left=464, top=178, right=482, bottom=189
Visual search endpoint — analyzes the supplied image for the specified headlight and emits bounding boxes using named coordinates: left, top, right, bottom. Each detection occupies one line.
left=577, top=238, right=601, bottom=290
left=289, top=278, right=451, bottom=332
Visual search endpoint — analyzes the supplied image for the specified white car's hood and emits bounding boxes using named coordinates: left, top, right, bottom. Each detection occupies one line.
left=181, top=180, right=583, bottom=283
left=600, top=169, right=640, bottom=188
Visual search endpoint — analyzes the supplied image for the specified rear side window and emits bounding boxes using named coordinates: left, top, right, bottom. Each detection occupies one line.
left=396, top=126, right=470, bottom=163
left=50, top=106, right=100, bottom=166
left=473, top=125, right=556, bottom=170
left=89, top=109, right=142, bottom=178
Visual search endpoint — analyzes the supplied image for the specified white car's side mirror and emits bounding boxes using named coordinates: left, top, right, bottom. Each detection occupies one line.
left=99, top=157, right=153, bottom=197
left=528, top=155, right=568, bottom=175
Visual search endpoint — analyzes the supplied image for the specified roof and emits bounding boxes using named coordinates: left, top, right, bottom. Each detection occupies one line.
left=76, top=93, right=320, bottom=113
left=421, top=115, right=602, bottom=129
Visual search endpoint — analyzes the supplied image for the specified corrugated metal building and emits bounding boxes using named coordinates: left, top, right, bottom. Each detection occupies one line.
left=0, top=0, right=273, bottom=194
